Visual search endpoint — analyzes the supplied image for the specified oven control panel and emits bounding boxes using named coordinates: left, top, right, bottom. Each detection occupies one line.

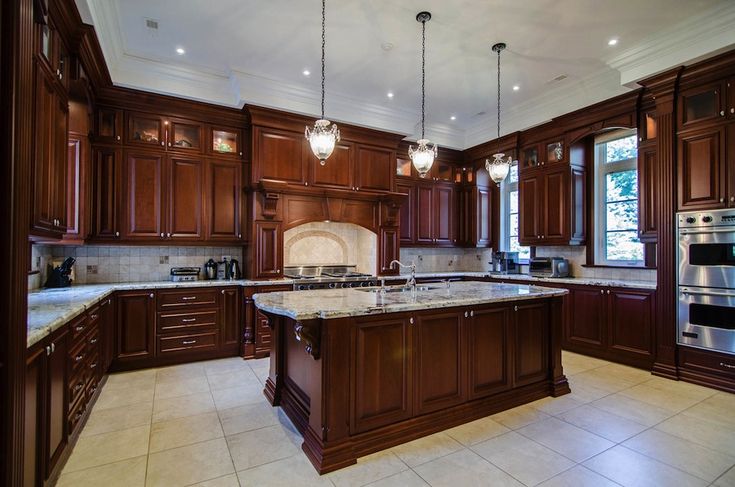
left=678, top=209, right=735, bottom=229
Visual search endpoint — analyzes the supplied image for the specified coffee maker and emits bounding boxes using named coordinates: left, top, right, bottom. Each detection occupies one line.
left=490, top=252, right=520, bottom=274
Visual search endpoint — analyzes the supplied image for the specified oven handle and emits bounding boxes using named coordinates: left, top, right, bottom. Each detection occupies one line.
left=679, top=227, right=735, bottom=235
left=680, top=288, right=735, bottom=298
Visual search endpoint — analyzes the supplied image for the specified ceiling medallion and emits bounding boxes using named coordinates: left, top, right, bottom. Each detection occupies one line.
left=486, top=42, right=514, bottom=185
left=305, top=0, right=340, bottom=165
left=408, top=11, right=437, bottom=178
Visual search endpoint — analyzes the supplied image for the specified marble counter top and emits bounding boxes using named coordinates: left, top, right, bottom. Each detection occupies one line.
left=253, top=281, right=568, bottom=321
left=27, top=278, right=294, bottom=348
left=381, top=271, right=657, bottom=290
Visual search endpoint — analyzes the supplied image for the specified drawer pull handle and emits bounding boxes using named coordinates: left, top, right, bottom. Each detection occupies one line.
left=74, top=383, right=83, bottom=392
left=182, top=340, right=197, bottom=345
left=720, top=362, right=735, bottom=369
left=181, top=296, right=197, bottom=301
left=75, top=354, right=84, bottom=362
left=90, top=362, right=97, bottom=369
left=75, top=325, right=85, bottom=332
left=181, top=318, right=197, bottom=323
left=75, top=411, right=83, bottom=420
left=89, top=314, right=98, bottom=320
left=89, top=338, right=98, bottom=344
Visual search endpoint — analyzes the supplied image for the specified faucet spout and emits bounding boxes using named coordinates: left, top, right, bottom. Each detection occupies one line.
left=389, top=260, right=417, bottom=292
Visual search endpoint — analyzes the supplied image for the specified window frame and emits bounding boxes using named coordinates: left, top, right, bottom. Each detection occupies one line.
left=500, top=160, right=530, bottom=263
left=594, top=129, right=644, bottom=267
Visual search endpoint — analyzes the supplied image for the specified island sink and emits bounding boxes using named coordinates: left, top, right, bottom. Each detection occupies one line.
left=254, top=281, right=570, bottom=474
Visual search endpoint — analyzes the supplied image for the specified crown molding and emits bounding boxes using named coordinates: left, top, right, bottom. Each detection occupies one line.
left=606, top=2, right=735, bottom=86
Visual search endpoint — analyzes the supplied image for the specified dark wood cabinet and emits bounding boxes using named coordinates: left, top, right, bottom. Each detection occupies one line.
left=410, top=182, right=455, bottom=246
left=520, top=138, right=565, bottom=170
left=46, top=326, right=68, bottom=477
left=678, top=81, right=726, bottom=129
left=255, top=127, right=307, bottom=184
left=206, top=159, right=243, bottom=242
left=210, top=127, right=243, bottom=158
left=94, top=107, right=123, bottom=144
left=310, top=141, right=355, bottom=190
left=637, top=141, right=658, bottom=242
left=354, top=145, right=394, bottom=192
left=567, top=287, right=606, bottom=349
left=351, top=315, right=413, bottom=434
left=243, top=284, right=292, bottom=358
left=91, top=146, right=122, bottom=240
left=434, top=184, right=455, bottom=245
left=254, top=222, right=282, bottom=278
left=98, top=297, right=115, bottom=373
left=519, top=173, right=541, bottom=244
left=415, top=183, right=434, bottom=244
left=456, top=167, right=494, bottom=248
left=468, top=306, right=510, bottom=398
left=396, top=179, right=415, bottom=244
left=220, top=287, right=242, bottom=354
left=607, top=289, right=655, bottom=362
left=514, top=301, right=549, bottom=386
left=542, top=167, right=568, bottom=242
left=24, top=346, right=43, bottom=487
left=677, top=126, right=726, bottom=210
left=115, top=291, right=156, bottom=364
left=167, top=156, right=204, bottom=240
left=122, top=150, right=164, bottom=240
left=414, top=311, right=464, bottom=414
left=379, top=227, right=399, bottom=275
left=126, top=112, right=165, bottom=148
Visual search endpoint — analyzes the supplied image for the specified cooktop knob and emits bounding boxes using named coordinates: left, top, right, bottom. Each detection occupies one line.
left=685, top=216, right=696, bottom=224
left=702, top=215, right=713, bottom=223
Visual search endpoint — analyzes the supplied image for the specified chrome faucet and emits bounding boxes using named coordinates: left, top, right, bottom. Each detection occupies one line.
left=390, top=260, right=416, bottom=291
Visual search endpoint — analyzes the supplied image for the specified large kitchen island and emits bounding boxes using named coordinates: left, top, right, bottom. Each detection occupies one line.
left=253, top=281, right=570, bottom=473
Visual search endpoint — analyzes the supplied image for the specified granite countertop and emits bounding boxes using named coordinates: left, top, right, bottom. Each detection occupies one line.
left=27, top=278, right=294, bottom=348
left=253, top=281, right=568, bottom=321
left=381, top=271, right=657, bottom=290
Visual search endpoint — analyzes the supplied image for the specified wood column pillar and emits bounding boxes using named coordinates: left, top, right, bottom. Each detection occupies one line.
left=640, top=68, right=682, bottom=379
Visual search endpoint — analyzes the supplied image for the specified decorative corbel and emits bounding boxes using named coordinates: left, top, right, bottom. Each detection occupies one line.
left=262, top=192, right=280, bottom=219
left=293, top=320, right=321, bottom=360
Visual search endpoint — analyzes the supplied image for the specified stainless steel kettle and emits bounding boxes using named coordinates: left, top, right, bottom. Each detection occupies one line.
left=204, top=259, right=218, bottom=280
left=227, top=259, right=241, bottom=280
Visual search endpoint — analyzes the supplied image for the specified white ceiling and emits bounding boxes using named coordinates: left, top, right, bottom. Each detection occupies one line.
left=76, top=0, right=735, bottom=149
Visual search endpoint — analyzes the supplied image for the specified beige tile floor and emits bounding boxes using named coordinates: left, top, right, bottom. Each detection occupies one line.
left=57, top=351, right=735, bottom=487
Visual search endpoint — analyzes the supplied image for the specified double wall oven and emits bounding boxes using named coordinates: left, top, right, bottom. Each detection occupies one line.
left=678, top=209, right=735, bottom=355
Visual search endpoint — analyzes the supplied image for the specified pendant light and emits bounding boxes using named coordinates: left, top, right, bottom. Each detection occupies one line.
left=485, top=42, right=513, bottom=185
left=305, top=0, right=340, bottom=165
left=409, top=11, right=437, bottom=178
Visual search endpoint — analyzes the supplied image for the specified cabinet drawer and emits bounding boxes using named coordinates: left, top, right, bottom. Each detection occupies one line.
left=158, top=310, right=218, bottom=333
left=680, top=346, right=735, bottom=381
left=68, top=396, right=87, bottom=435
left=86, top=373, right=101, bottom=400
left=68, top=369, right=87, bottom=408
left=70, top=315, right=90, bottom=340
left=68, top=338, right=87, bottom=376
left=157, top=289, right=218, bottom=310
left=157, top=331, right=218, bottom=355
left=86, top=351, right=101, bottom=379
left=86, top=326, right=100, bottom=353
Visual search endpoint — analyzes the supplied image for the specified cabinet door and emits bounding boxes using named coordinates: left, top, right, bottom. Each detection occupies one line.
left=396, top=180, right=415, bottom=244
left=728, top=123, right=735, bottom=207
left=310, top=141, right=354, bottom=189
left=116, top=291, right=156, bottom=363
left=637, top=142, right=658, bottom=242
left=25, top=347, right=44, bottom=487
left=351, top=315, right=412, bottom=434
left=543, top=168, right=568, bottom=243
left=475, top=186, right=493, bottom=247
left=415, top=183, right=434, bottom=244
left=46, top=327, right=68, bottom=476
left=378, top=227, right=399, bottom=275
left=468, top=306, right=511, bottom=399
left=167, top=156, right=204, bottom=240
left=566, top=287, right=606, bottom=350
left=544, top=139, right=565, bottom=165
left=513, top=301, right=549, bottom=386
left=255, top=222, right=282, bottom=278
left=520, top=144, right=540, bottom=170
left=255, top=127, right=307, bottom=184
left=220, top=287, right=242, bottom=353
left=95, top=107, right=123, bottom=144
left=126, top=112, right=165, bottom=148
left=99, top=297, right=115, bottom=372
left=678, top=126, right=726, bottom=210
left=206, top=159, right=243, bottom=242
left=32, top=65, right=58, bottom=234
left=434, top=184, right=455, bottom=245
left=518, top=174, right=541, bottom=245
left=52, top=91, right=69, bottom=231
left=607, top=289, right=654, bottom=364
left=168, top=120, right=202, bottom=152
left=355, top=145, right=393, bottom=192
left=122, top=151, right=164, bottom=240
left=92, top=147, right=121, bottom=240
left=210, top=127, right=242, bottom=158
left=414, top=311, right=464, bottom=414
left=678, top=81, right=725, bottom=129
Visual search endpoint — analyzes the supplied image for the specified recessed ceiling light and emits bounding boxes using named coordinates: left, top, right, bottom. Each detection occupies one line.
left=381, top=42, right=394, bottom=51
left=387, top=92, right=394, bottom=98
left=512, top=85, right=520, bottom=91
left=450, top=115, right=456, bottom=121
left=176, top=47, right=185, bottom=55
left=608, top=38, right=618, bottom=46
left=302, top=69, right=311, bottom=76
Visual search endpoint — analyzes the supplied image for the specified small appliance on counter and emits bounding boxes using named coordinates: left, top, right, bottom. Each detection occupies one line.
left=204, top=259, right=218, bottom=280
left=227, top=259, right=242, bottom=280
left=489, top=251, right=520, bottom=274
left=44, top=257, right=76, bottom=288
left=170, top=267, right=200, bottom=282
left=528, top=257, right=570, bottom=278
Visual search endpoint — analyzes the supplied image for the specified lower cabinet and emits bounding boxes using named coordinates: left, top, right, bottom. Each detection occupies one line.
left=243, top=284, right=292, bottom=358
left=220, top=287, right=242, bottom=354
left=115, top=290, right=156, bottom=365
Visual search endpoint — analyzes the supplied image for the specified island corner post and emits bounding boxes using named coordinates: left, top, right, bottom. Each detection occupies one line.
left=260, top=293, right=569, bottom=474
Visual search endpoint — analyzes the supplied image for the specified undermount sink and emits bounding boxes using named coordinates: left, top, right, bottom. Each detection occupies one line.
left=357, top=285, right=443, bottom=293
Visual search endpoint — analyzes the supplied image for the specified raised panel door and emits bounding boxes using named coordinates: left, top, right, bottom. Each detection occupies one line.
left=92, top=147, right=121, bottom=240
left=115, top=291, right=156, bottom=363
left=310, top=141, right=354, bottom=189
left=607, top=289, right=654, bottom=364
left=416, top=183, right=434, bottom=244
left=167, top=156, right=204, bottom=240
left=255, top=127, right=307, bottom=184
left=543, top=168, right=568, bottom=243
left=123, top=151, right=164, bottom=240
left=566, top=287, right=606, bottom=350
left=52, top=91, right=69, bottom=231
left=414, top=311, right=464, bottom=414
left=95, top=107, right=122, bottom=144
left=468, top=306, right=511, bottom=398
left=678, top=126, right=726, bottom=210
left=255, top=222, right=282, bottom=278
left=434, top=184, right=454, bottom=245
left=24, top=347, right=44, bottom=487
left=206, top=159, right=243, bottom=241
left=379, top=227, right=399, bottom=275
left=355, top=146, right=393, bottom=192
left=220, top=287, right=242, bottom=353
left=46, top=327, right=68, bottom=476
left=638, top=142, right=658, bottom=242
left=514, top=301, right=549, bottom=386
left=518, top=175, right=541, bottom=245
left=396, top=180, right=415, bottom=244
left=351, top=316, right=412, bottom=434
left=476, top=186, right=493, bottom=247
left=32, top=65, right=57, bottom=234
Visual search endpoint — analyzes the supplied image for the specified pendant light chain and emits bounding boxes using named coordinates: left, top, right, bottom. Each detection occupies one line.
left=321, top=0, right=326, bottom=120
left=421, top=19, right=426, bottom=139
left=496, top=46, right=501, bottom=153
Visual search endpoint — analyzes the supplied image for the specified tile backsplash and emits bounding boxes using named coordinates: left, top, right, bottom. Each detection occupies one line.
left=29, top=245, right=243, bottom=289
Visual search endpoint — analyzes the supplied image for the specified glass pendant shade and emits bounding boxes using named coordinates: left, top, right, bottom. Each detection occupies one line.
left=409, top=138, right=437, bottom=177
left=305, top=119, right=340, bottom=165
left=486, top=152, right=512, bottom=184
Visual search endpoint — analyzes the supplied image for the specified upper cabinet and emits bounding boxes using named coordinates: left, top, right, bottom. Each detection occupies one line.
left=254, top=127, right=308, bottom=184
left=678, top=81, right=727, bottom=129
left=126, top=112, right=166, bottom=148
left=94, top=107, right=123, bottom=144
left=520, top=137, right=566, bottom=170
left=210, top=127, right=243, bottom=158
left=168, top=120, right=202, bottom=152
left=354, top=145, right=394, bottom=192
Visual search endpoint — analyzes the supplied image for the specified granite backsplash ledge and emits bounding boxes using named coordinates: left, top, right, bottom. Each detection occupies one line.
left=29, top=245, right=243, bottom=289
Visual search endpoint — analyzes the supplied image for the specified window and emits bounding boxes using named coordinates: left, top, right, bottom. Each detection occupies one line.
left=594, top=129, right=643, bottom=266
left=501, top=161, right=530, bottom=261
